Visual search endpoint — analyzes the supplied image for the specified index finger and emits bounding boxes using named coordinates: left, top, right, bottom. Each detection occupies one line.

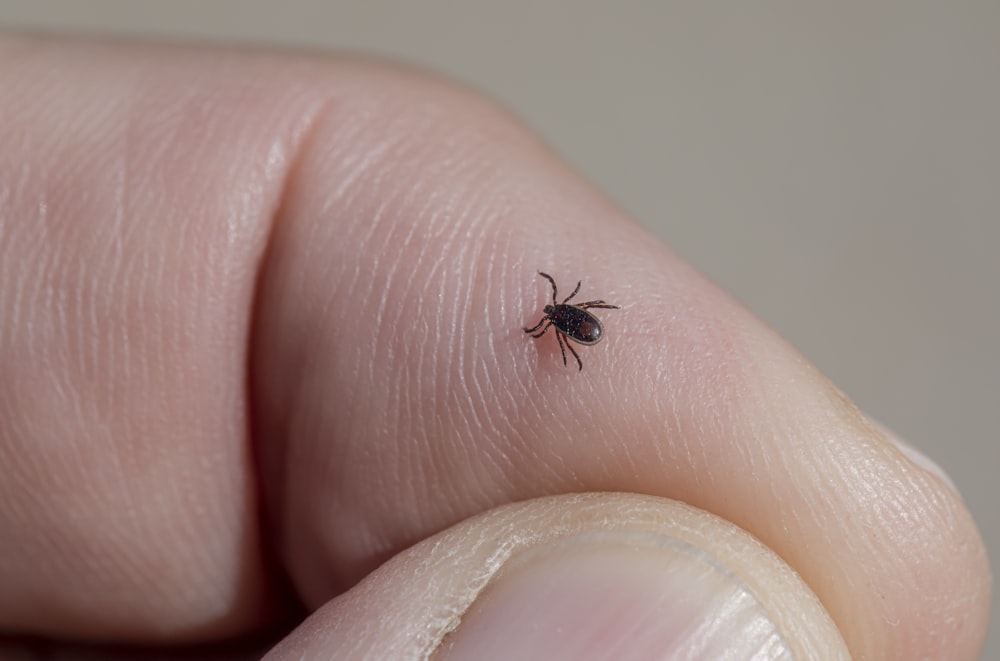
left=250, top=59, right=990, bottom=660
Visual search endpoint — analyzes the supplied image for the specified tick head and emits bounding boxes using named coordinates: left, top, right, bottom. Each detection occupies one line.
left=543, top=304, right=555, bottom=315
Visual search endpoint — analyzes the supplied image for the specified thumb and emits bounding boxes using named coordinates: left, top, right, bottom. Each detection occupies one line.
left=264, top=493, right=848, bottom=659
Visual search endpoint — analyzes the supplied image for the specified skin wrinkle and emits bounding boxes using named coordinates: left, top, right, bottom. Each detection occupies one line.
left=767, top=457, right=807, bottom=566
left=274, top=96, right=390, bottom=568
left=458, top=255, right=514, bottom=487
left=455, top=234, right=488, bottom=402
left=446, top=284, right=477, bottom=458
left=320, top=96, right=528, bottom=556
left=411, top=185, right=482, bottom=439
left=828, top=446, right=902, bottom=646
left=327, top=132, right=395, bottom=205
left=439, top=278, right=466, bottom=471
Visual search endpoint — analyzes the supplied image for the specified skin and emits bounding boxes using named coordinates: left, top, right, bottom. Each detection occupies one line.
left=0, top=36, right=991, bottom=658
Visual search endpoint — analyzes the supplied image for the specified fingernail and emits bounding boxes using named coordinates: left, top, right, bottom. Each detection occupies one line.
left=871, top=420, right=961, bottom=496
left=437, top=530, right=792, bottom=660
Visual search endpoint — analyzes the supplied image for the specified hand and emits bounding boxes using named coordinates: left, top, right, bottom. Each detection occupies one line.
left=0, top=36, right=990, bottom=659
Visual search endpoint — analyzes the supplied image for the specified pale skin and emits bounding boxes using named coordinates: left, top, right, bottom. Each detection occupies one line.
left=0, top=36, right=991, bottom=658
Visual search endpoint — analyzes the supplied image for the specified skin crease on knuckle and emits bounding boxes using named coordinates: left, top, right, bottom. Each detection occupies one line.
left=0, top=39, right=989, bottom=659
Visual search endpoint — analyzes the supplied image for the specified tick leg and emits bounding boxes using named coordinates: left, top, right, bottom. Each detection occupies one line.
left=555, top=331, right=568, bottom=366
left=531, top=322, right=552, bottom=338
left=580, top=302, right=620, bottom=310
left=538, top=271, right=558, bottom=305
left=562, top=280, right=582, bottom=304
left=523, top=316, right=548, bottom=333
left=565, top=339, right=584, bottom=370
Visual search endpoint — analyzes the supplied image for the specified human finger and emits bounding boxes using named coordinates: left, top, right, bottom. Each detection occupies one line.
left=0, top=36, right=323, bottom=640
left=249, top=53, right=990, bottom=660
left=265, top=494, right=849, bottom=660
left=0, top=36, right=989, bottom=658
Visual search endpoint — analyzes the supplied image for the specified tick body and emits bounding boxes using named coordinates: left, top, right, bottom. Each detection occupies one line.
left=523, top=271, right=620, bottom=370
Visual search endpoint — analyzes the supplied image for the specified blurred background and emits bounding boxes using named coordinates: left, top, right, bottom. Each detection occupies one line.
left=2, top=1, right=997, bottom=655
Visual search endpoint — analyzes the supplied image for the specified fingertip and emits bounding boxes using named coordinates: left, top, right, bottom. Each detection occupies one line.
left=241, top=54, right=990, bottom=658
left=265, top=495, right=848, bottom=660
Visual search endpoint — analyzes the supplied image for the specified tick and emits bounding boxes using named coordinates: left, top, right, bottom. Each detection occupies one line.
left=523, top=271, right=620, bottom=370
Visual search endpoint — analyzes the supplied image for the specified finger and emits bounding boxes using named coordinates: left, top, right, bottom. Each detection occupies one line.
left=264, top=494, right=848, bottom=659
left=249, top=61, right=991, bottom=659
left=0, top=37, right=989, bottom=658
left=0, top=36, right=323, bottom=640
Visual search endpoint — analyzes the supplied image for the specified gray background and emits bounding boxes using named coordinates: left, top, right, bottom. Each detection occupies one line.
left=2, top=1, right=997, bottom=656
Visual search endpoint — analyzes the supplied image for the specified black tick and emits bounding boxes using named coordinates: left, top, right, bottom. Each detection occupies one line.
left=523, top=271, right=620, bottom=370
